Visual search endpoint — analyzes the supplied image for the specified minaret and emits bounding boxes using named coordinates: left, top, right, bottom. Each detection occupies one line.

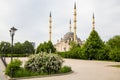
left=74, top=2, right=77, bottom=43
left=69, top=19, right=72, bottom=32
left=92, top=13, right=95, bottom=30
left=49, top=12, right=52, bottom=41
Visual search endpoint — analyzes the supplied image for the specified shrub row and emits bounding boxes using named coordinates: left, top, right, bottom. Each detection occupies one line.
left=57, top=31, right=120, bottom=62
left=0, top=53, right=28, bottom=57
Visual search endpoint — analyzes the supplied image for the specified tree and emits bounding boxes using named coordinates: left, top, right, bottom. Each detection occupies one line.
left=70, top=41, right=80, bottom=51
left=47, top=41, right=56, bottom=53
left=67, top=41, right=82, bottom=59
left=107, top=35, right=120, bottom=49
left=37, top=41, right=56, bottom=53
left=0, top=41, right=11, bottom=54
left=23, top=41, right=35, bottom=55
left=82, top=30, right=108, bottom=60
left=107, top=35, right=120, bottom=61
left=14, top=42, right=23, bottom=54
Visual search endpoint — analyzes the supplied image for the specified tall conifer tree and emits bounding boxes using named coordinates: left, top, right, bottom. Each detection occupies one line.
left=82, top=30, right=107, bottom=60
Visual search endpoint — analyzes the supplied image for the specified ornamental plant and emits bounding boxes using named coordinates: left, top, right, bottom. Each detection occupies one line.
left=24, top=52, right=63, bottom=74
left=5, top=59, right=22, bottom=77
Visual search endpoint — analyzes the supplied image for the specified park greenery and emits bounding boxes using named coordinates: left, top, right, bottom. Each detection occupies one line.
left=57, top=30, right=120, bottom=62
left=0, top=40, right=35, bottom=57
left=36, top=41, right=56, bottom=53
left=5, top=53, right=71, bottom=78
left=0, top=30, right=120, bottom=62
left=1, top=29, right=120, bottom=78
left=106, top=35, right=120, bottom=61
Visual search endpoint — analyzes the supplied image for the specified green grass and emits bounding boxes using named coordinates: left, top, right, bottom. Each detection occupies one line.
left=59, top=66, right=72, bottom=73
left=8, top=66, right=72, bottom=78
left=110, top=65, right=120, bottom=68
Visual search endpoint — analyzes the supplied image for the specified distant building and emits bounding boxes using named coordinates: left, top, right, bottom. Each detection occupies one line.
left=49, top=3, right=95, bottom=52
left=54, top=3, right=82, bottom=52
left=54, top=32, right=82, bottom=52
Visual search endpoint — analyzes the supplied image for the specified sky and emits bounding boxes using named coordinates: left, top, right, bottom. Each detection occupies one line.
left=0, top=0, right=120, bottom=47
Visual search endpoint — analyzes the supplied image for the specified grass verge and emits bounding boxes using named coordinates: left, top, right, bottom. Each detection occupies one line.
left=9, top=66, right=72, bottom=78
left=109, top=65, right=120, bottom=68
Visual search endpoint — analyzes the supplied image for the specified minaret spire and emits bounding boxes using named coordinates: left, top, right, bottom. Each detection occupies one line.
left=69, top=19, right=72, bottom=32
left=74, top=2, right=77, bottom=43
left=49, top=12, right=52, bottom=41
left=92, top=13, right=95, bottom=30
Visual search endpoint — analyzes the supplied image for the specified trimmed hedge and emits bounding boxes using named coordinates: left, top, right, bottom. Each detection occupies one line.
left=0, top=53, right=29, bottom=57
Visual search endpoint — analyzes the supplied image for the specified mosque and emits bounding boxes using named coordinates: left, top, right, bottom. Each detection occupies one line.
left=48, top=3, right=95, bottom=52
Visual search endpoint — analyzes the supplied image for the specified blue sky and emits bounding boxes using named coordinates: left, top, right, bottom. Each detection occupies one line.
left=0, top=0, right=120, bottom=46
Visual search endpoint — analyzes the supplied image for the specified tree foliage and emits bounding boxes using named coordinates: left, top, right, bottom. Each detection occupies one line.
left=82, top=30, right=108, bottom=60
left=23, top=41, right=35, bottom=54
left=14, top=41, right=35, bottom=54
left=0, top=41, right=11, bottom=54
left=36, top=41, right=56, bottom=53
left=70, top=41, right=80, bottom=51
left=107, top=35, right=120, bottom=49
left=0, top=40, right=35, bottom=55
left=107, top=35, right=120, bottom=61
left=14, top=42, right=23, bottom=54
left=57, top=32, right=119, bottom=62
left=5, top=59, right=22, bottom=77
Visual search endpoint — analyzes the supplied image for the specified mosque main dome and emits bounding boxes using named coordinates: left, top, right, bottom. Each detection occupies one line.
left=63, top=31, right=82, bottom=45
left=63, top=32, right=74, bottom=41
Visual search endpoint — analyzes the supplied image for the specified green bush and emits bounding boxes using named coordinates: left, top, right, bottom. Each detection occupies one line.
left=57, top=52, right=69, bottom=58
left=5, top=59, right=22, bottom=77
left=109, top=48, right=120, bottom=62
left=14, top=66, right=72, bottom=78
left=14, top=68, right=39, bottom=77
left=0, top=53, right=28, bottom=57
left=5, top=53, right=72, bottom=78
left=59, top=66, right=72, bottom=73
left=25, top=52, right=63, bottom=74
left=57, top=48, right=86, bottom=59
left=107, top=35, right=120, bottom=62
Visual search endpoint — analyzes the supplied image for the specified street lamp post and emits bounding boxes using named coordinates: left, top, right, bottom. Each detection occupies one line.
left=9, top=27, right=17, bottom=62
left=9, top=27, right=17, bottom=78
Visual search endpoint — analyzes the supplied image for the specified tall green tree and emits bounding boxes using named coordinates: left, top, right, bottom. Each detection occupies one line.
left=107, top=35, right=120, bottom=61
left=23, top=41, right=35, bottom=55
left=37, top=41, right=56, bottom=53
left=14, top=42, right=23, bottom=54
left=82, top=30, right=108, bottom=60
left=107, top=35, right=120, bottom=49
left=47, top=41, right=56, bottom=53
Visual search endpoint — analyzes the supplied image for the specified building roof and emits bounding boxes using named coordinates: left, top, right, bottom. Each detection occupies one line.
left=63, top=32, right=74, bottom=41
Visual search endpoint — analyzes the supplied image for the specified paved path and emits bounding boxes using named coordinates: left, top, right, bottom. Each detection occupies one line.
left=15, top=58, right=120, bottom=80
left=0, top=58, right=8, bottom=80
left=4, top=58, right=120, bottom=80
